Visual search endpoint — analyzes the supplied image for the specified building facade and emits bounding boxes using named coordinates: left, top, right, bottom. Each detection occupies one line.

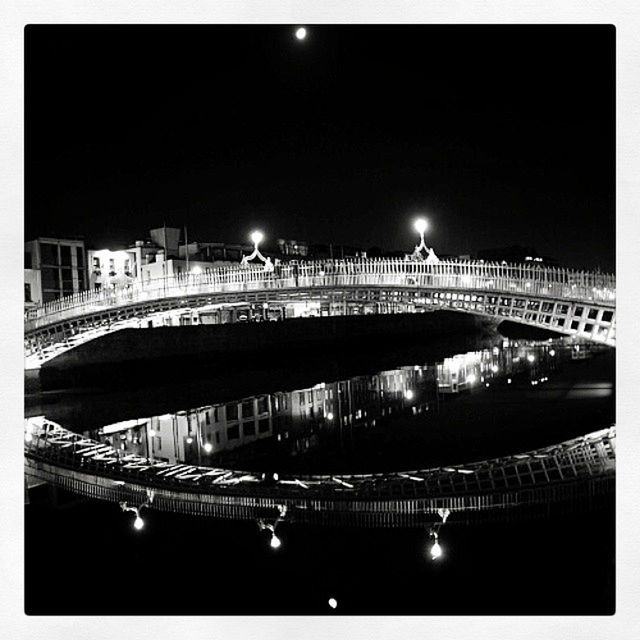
left=24, top=237, right=88, bottom=304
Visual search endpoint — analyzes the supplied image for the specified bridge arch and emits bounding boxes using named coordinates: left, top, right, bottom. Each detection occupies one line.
left=24, top=259, right=616, bottom=368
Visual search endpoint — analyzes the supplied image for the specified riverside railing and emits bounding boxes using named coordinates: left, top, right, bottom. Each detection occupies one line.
left=25, top=258, right=616, bottom=332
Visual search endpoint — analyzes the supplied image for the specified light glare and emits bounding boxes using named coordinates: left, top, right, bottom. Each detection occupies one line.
left=134, top=516, right=144, bottom=530
left=413, top=218, right=428, bottom=235
left=295, top=27, right=307, bottom=40
left=250, top=230, right=264, bottom=245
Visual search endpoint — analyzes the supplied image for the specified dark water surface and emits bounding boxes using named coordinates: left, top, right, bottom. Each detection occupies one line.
left=28, top=338, right=614, bottom=475
left=25, top=335, right=615, bottom=615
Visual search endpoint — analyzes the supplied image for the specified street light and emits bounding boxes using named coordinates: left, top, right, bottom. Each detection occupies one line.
left=414, top=217, right=428, bottom=237
left=250, top=230, right=264, bottom=247
left=409, top=217, right=439, bottom=263
left=241, top=229, right=273, bottom=271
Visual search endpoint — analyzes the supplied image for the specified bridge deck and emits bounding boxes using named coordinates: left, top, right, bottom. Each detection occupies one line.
left=24, top=259, right=616, bottom=367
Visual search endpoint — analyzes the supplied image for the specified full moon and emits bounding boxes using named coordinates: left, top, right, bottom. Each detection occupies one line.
left=295, top=27, right=307, bottom=40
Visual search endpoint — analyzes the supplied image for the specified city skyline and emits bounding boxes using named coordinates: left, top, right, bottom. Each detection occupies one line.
left=25, top=25, right=615, bottom=271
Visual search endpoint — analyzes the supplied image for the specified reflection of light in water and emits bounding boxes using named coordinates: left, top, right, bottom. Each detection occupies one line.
left=270, top=534, right=281, bottom=549
left=87, top=340, right=591, bottom=467
left=430, top=541, right=442, bottom=559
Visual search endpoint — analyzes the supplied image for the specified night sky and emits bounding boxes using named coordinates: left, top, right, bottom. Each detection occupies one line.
left=25, top=25, right=615, bottom=271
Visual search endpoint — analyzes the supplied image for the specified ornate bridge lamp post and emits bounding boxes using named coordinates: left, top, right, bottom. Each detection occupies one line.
left=409, top=217, right=439, bottom=264
left=241, top=229, right=274, bottom=272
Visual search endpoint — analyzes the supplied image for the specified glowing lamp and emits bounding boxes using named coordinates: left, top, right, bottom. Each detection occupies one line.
left=326, top=412, right=334, bottom=421
left=413, top=218, right=428, bottom=235
left=203, top=442, right=213, bottom=453
left=465, top=373, right=477, bottom=385
left=250, top=230, right=264, bottom=246
left=405, top=389, right=414, bottom=400
left=186, top=437, right=193, bottom=444
left=430, top=541, right=443, bottom=559
left=295, top=27, right=307, bottom=40
left=549, top=349, right=556, bottom=357
left=133, top=516, right=144, bottom=531
left=328, top=598, right=338, bottom=609
left=527, top=354, right=535, bottom=363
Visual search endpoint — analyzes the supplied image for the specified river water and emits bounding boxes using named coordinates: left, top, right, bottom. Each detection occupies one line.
left=24, top=335, right=615, bottom=615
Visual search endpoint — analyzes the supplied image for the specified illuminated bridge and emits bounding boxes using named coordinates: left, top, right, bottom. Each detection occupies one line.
left=24, top=259, right=616, bottom=368
left=24, top=417, right=615, bottom=528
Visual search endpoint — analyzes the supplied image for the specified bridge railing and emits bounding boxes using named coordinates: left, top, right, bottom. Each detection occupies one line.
left=25, top=258, right=616, bottom=332
left=24, top=419, right=615, bottom=508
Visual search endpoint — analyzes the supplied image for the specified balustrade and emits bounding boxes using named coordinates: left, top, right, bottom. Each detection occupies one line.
left=25, top=258, right=616, bottom=333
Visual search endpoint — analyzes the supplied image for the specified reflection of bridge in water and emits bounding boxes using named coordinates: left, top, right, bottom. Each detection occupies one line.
left=24, top=417, right=615, bottom=528
left=25, top=259, right=616, bottom=368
